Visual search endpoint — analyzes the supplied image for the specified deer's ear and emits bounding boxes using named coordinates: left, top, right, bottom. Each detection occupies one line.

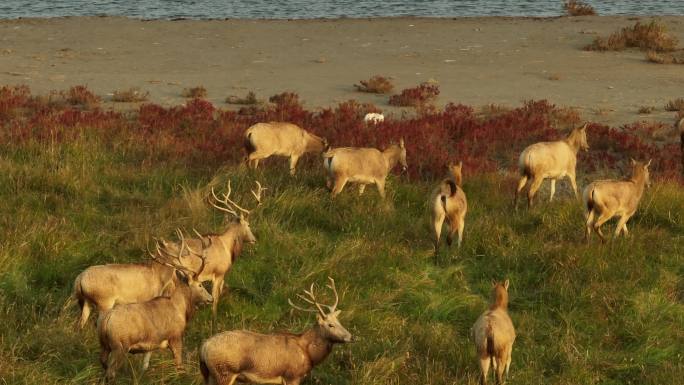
left=491, top=280, right=497, bottom=287
left=316, top=313, right=325, bottom=323
left=646, top=159, right=652, bottom=168
left=580, top=123, right=588, bottom=131
left=399, top=138, right=405, bottom=148
left=458, top=161, right=463, bottom=169
left=630, top=158, right=636, bottom=166
left=503, top=279, right=510, bottom=290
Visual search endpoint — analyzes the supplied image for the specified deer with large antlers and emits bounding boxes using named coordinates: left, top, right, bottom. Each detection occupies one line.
left=160, top=180, right=264, bottom=319
left=98, top=234, right=213, bottom=383
left=199, top=277, right=353, bottom=385
left=72, top=229, right=207, bottom=329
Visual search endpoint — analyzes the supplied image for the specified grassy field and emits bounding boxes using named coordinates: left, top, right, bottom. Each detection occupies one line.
left=0, top=130, right=682, bottom=385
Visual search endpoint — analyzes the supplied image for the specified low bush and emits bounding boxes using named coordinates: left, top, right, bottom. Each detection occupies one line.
left=586, top=20, right=678, bottom=52
left=182, top=86, right=208, bottom=98
left=388, top=83, right=440, bottom=107
left=354, top=75, right=394, bottom=94
left=563, top=1, right=597, bottom=16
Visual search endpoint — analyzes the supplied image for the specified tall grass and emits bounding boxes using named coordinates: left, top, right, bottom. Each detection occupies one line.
left=0, top=87, right=682, bottom=384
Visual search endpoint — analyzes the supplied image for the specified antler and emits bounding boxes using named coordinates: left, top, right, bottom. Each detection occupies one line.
left=149, top=228, right=207, bottom=279
left=289, top=278, right=340, bottom=316
left=210, top=180, right=266, bottom=216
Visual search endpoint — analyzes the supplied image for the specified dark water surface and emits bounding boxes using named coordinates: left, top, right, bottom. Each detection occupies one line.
left=0, top=1, right=681, bottom=19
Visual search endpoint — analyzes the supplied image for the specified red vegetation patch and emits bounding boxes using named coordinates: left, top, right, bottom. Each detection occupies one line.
left=389, top=83, right=440, bottom=107
left=0, top=86, right=681, bottom=181
left=563, top=1, right=596, bottom=16
left=354, top=75, right=394, bottom=94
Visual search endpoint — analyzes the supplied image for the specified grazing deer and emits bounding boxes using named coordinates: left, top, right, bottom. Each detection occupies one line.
left=199, top=277, right=353, bottom=385
left=323, top=139, right=407, bottom=198
left=471, top=280, right=516, bottom=385
left=160, top=181, right=263, bottom=320
left=430, top=162, right=468, bottom=248
left=583, top=159, right=651, bottom=242
left=72, top=229, right=202, bottom=329
left=244, top=122, right=327, bottom=175
left=98, top=234, right=213, bottom=383
left=515, top=124, right=589, bottom=209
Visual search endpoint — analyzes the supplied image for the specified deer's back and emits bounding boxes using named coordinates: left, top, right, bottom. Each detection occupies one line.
left=521, top=140, right=576, bottom=177
left=588, top=180, right=641, bottom=212
left=78, top=264, right=161, bottom=308
left=245, top=122, right=307, bottom=155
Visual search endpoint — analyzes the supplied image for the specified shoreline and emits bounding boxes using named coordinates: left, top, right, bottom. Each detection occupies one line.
left=1, top=15, right=683, bottom=127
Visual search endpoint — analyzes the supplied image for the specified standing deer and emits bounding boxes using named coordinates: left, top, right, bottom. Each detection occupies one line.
left=199, top=277, right=353, bottom=385
left=583, top=159, right=651, bottom=242
left=515, top=124, right=589, bottom=209
left=98, top=234, right=213, bottom=383
left=244, top=122, right=328, bottom=175
left=72, top=229, right=202, bottom=328
left=323, top=139, right=407, bottom=198
left=160, top=181, right=264, bottom=319
left=471, top=280, right=516, bottom=385
left=430, top=162, right=468, bottom=248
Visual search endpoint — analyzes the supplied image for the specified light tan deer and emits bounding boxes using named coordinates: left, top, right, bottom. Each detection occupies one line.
left=160, top=181, right=263, bottom=320
left=583, top=159, right=651, bottom=242
left=199, top=277, right=353, bottom=385
left=72, top=229, right=206, bottom=329
left=323, top=139, right=407, bottom=198
left=430, top=162, right=468, bottom=248
left=244, top=122, right=327, bottom=175
left=471, top=280, right=516, bottom=385
left=98, top=235, right=213, bottom=383
left=515, top=124, right=589, bottom=209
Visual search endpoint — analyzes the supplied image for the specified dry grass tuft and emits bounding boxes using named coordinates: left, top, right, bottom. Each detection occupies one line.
left=388, top=83, right=440, bottom=107
left=181, top=86, right=207, bottom=98
left=111, top=87, right=149, bottom=102
left=638, top=106, right=656, bottom=114
left=563, top=1, right=597, bottom=16
left=354, top=75, right=395, bottom=94
left=646, top=50, right=684, bottom=64
left=225, top=91, right=259, bottom=105
left=548, top=73, right=562, bottom=81
left=665, top=98, right=684, bottom=112
left=585, top=20, right=678, bottom=52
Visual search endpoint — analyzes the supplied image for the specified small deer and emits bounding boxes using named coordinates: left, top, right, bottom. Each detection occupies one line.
left=515, top=124, right=589, bottom=209
left=364, top=112, right=384, bottom=124
left=430, top=162, right=468, bottom=248
left=160, top=180, right=264, bottom=319
left=199, top=277, right=353, bottom=385
left=471, top=280, right=516, bottom=385
left=323, top=139, right=407, bottom=198
left=98, top=233, right=213, bottom=383
left=244, top=122, right=327, bottom=175
left=72, top=229, right=201, bottom=329
left=583, top=159, right=651, bottom=242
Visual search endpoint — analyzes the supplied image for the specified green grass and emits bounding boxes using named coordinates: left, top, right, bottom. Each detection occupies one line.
left=0, top=137, right=682, bottom=384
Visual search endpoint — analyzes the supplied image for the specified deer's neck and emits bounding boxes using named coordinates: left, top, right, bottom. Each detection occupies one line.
left=152, top=262, right=176, bottom=294
left=300, top=326, right=333, bottom=367
left=382, top=146, right=401, bottom=171
left=489, top=291, right=509, bottom=311
left=564, top=131, right=582, bottom=154
left=450, top=172, right=462, bottom=187
left=630, top=172, right=648, bottom=198
left=216, top=226, right=242, bottom=263
left=171, top=285, right=194, bottom=322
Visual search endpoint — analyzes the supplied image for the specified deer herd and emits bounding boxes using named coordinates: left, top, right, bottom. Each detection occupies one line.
left=72, top=118, right=659, bottom=385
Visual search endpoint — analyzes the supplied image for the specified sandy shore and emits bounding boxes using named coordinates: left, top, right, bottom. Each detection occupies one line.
left=0, top=16, right=683, bottom=126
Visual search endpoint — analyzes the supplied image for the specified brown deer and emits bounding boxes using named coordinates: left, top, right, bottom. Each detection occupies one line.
left=471, top=280, right=516, bottom=385
left=160, top=181, right=263, bottom=319
left=515, top=124, right=589, bottom=209
left=72, top=228, right=206, bottom=329
left=244, top=122, right=327, bottom=175
left=199, top=277, right=353, bottom=385
left=430, top=162, right=468, bottom=248
left=583, top=159, right=651, bottom=242
left=97, top=234, right=213, bottom=383
left=323, top=139, right=407, bottom=198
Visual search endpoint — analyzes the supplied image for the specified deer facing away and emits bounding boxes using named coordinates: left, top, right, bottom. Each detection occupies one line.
left=583, top=159, right=651, bottom=242
left=97, top=234, right=213, bottom=383
left=244, top=122, right=327, bottom=175
left=471, top=280, right=516, bottom=385
left=430, top=161, right=468, bottom=248
left=515, top=124, right=589, bottom=209
left=323, top=139, right=407, bottom=198
left=199, top=277, right=352, bottom=385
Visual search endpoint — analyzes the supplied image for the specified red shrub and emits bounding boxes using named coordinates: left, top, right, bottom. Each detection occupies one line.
left=389, top=83, right=440, bottom=107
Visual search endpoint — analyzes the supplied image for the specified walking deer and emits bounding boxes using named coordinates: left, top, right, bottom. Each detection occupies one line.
left=430, top=162, right=468, bottom=248
left=199, top=277, right=353, bottom=385
left=244, top=122, right=327, bottom=175
left=515, top=124, right=589, bottom=209
left=471, top=280, right=516, bottom=385
left=72, top=229, right=205, bottom=329
left=160, top=181, right=263, bottom=319
left=583, top=159, right=651, bottom=242
left=323, top=139, right=407, bottom=198
left=98, top=234, right=213, bottom=383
